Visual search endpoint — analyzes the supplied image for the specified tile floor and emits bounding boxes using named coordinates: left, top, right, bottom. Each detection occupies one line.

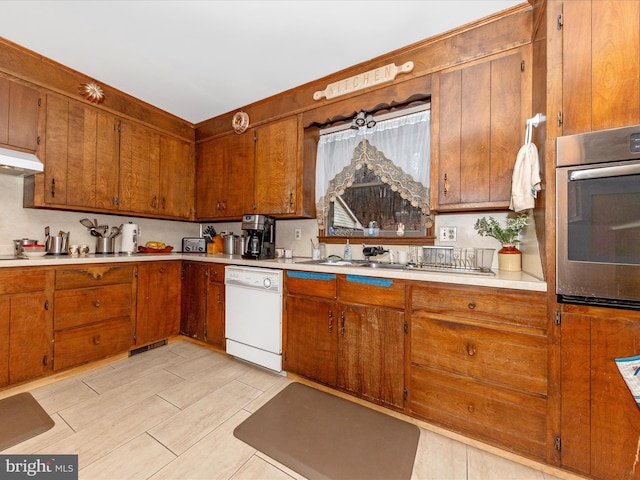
left=1, top=340, right=584, bottom=480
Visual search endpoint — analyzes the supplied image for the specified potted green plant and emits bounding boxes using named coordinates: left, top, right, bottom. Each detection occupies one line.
left=474, top=213, right=528, bottom=271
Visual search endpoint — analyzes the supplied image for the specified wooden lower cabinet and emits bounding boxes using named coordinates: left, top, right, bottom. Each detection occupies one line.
left=409, top=282, right=548, bottom=461
left=337, top=303, right=405, bottom=409
left=136, top=261, right=181, bottom=346
left=284, top=271, right=406, bottom=410
left=53, top=264, right=136, bottom=370
left=0, top=268, right=53, bottom=386
left=560, top=303, right=640, bottom=480
left=204, top=263, right=226, bottom=349
left=180, top=261, right=226, bottom=348
left=285, top=294, right=338, bottom=386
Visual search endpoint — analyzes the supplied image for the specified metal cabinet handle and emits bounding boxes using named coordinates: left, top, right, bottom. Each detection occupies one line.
left=443, top=173, right=449, bottom=197
left=467, top=302, right=476, bottom=310
left=328, top=310, right=333, bottom=333
left=93, top=300, right=101, bottom=308
left=340, top=312, right=345, bottom=335
left=159, top=267, right=166, bottom=273
left=92, top=335, right=101, bottom=345
left=467, top=404, right=475, bottom=413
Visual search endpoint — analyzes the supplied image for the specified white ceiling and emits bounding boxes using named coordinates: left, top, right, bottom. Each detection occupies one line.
left=1, top=1, right=522, bottom=124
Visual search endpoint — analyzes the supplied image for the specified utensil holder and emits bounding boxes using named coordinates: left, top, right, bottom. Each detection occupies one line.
left=96, top=237, right=115, bottom=254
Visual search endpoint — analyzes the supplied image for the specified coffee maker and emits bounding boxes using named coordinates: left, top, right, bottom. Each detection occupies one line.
left=241, top=214, right=276, bottom=259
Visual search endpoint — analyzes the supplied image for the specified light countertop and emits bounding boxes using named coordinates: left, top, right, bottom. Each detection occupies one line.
left=0, top=252, right=547, bottom=292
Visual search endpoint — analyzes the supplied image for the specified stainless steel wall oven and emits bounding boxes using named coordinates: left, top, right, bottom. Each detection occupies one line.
left=557, top=124, right=640, bottom=309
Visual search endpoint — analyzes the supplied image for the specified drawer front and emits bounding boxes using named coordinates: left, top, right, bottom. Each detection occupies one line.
left=208, top=263, right=226, bottom=284
left=411, top=315, right=547, bottom=395
left=338, top=275, right=405, bottom=309
left=53, top=317, right=132, bottom=370
left=55, top=264, right=134, bottom=290
left=54, top=284, right=133, bottom=330
left=0, top=268, right=48, bottom=295
left=286, top=271, right=337, bottom=299
left=409, top=365, right=547, bottom=460
left=411, top=283, right=547, bottom=329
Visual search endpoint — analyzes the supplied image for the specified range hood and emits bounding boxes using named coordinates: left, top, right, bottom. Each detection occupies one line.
left=0, top=146, right=44, bottom=176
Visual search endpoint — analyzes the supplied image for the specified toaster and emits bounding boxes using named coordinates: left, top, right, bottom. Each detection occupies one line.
left=182, top=237, right=206, bottom=253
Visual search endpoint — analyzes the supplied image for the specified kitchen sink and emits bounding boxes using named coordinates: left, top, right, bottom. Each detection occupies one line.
left=358, top=261, right=405, bottom=270
left=295, top=258, right=495, bottom=276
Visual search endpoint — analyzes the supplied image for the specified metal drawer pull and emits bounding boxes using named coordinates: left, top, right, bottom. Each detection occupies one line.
left=92, top=335, right=101, bottom=345
left=93, top=300, right=101, bottom=308
left=468, top=404, right=474, bottom=413
left=466, top=343, right=476, bottom=356
left=467, top=302, right=476, bottom=310
left=93, top=273, right=103, bottom=280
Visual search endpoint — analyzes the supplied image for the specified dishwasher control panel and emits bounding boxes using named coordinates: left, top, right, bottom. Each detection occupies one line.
left=224, top=266, right=282, bottom=292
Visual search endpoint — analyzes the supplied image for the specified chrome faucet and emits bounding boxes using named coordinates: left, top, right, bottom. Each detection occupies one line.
left=362, top=245, right=387, bottom=261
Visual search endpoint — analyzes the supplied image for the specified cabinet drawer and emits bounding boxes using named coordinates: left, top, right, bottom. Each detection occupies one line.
left=53, top=317, right=132, bottom=370
left=338, top=275, right=405, bottom=309
left=411, top=283, right=547, bottom=329
left=286, top=271, right=337, bottom=299
left=54, top=284, right=133, bottom=330
left=55, top=264, right=134, bottom=289
left=409, top=365, right=546, bottom=460
left=0, top=268, right=47, bottom=295
left=412, top=314, right=547, bottom=395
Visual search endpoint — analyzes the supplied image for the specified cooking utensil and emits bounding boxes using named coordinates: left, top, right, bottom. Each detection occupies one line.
left=79, top=218, right=95, bottom=229
left=90, top=227, right=101, bottom=237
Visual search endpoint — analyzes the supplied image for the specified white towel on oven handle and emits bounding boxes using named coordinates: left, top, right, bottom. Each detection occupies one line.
left=510, top=142, right=541, bottom=212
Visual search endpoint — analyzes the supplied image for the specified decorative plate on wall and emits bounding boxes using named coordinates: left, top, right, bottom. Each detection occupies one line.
left=232, top=111, right=250, bottom=134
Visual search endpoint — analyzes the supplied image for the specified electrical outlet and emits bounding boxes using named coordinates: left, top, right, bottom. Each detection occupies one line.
left=439, top=227, right=457, bottom=242
left=294, top=228, right=302, bottom=240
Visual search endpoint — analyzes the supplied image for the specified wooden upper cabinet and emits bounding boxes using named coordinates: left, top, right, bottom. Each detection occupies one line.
left=119, top=120, right=161, bottom=215
left=0, top=76, right=40, bottom=152
left=562, top=0, right=640, bottom=134
left=40, top=94, right=119, bottom=208
left=196, top=132, right=253, bottom=220
left=431, top=46, right=531, bottom=212
left=253, top=116, right=300, bottom=216
left=160, top=135, right=194, bottom=219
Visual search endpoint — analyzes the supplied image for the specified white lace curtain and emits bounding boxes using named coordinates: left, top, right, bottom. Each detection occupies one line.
left=315, top=109, right=432, bottom=230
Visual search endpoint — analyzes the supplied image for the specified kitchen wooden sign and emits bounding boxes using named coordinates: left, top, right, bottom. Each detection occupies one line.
left=313, top=61, right=414, bottom=100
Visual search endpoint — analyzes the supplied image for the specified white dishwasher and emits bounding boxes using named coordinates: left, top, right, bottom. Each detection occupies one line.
left=224, top=265, right=283, bottom=372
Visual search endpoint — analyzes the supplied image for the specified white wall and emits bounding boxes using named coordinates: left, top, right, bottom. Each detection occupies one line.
left=0, top=175, right=200, bottom=255
left=1, top=174, right=544, bottom=279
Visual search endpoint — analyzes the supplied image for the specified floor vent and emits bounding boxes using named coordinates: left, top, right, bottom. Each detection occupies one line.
left=129, top=339, right=168, bottom=357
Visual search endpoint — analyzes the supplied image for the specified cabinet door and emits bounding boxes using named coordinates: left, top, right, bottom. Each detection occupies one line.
left=160, top=135, right=194, bottom=219
left=136, top=262, right=181, bottom=345
left=562, top=0, right=640, bottom=134
left=0, top=77, right=40, bottom=151
left=41, top=95, right=119, bottom=209
left=9, top=292, right=52, bottom=384
left=196, top=133, right=252, bottom=220
left=0, top=297, right=8, bottom=387
left=205, top=281, right=225, bottom=349
left=119, top=120, right=161, bottom=214
left=285, top=295, right=337, bottom=386
left=560, top=305, right=640, bottom=479
left=337, top=304, right=405, bottom=409
left=432, top=47, right=530, bottom=211
left=180, top=262, right=207, bottom=340
left=254, top=116, right=298, bottom=215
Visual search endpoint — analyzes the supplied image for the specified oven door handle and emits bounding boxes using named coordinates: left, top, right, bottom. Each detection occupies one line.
left=569, top=163, right=640, bottom=181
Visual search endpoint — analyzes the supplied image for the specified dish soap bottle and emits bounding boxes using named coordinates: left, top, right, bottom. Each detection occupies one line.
left=344, top=239, right=352, bottom=260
